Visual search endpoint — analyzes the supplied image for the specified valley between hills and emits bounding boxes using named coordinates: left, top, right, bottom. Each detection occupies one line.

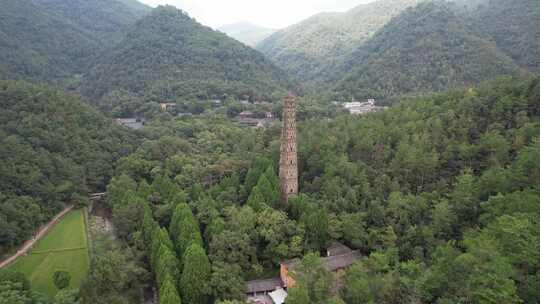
left=0, top=0, right=539, bottom=304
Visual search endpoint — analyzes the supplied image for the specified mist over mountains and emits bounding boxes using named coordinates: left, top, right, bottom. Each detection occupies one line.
left=218, top=22, right=276, bottom=47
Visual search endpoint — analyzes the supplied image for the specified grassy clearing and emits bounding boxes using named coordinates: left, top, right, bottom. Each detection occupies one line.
left=9, top=209, right=90, bottom=297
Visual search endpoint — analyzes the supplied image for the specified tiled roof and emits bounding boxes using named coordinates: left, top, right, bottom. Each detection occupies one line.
left=327, top=241, right=353, bottom=257
left=245, top=278, right=284, bottom=294
left=323, top=251, right=362, bottom=272
left=282, top=251, right=361, bottom=273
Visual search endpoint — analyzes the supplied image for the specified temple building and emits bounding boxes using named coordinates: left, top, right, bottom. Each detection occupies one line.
left=245, top=242, right=361, bottom=304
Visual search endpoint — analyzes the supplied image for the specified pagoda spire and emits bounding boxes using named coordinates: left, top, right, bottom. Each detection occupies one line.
left=279, top=94, right=298, bottom=204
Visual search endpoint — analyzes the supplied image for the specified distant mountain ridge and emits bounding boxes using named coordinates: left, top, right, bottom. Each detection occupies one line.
left=257, top=0, right=538, bottom=99
left=1, top=0, right=537, bottom=108
left=469, top=0, right=540, bottom=72
left=257, top=0, right=423, bottom=85
left=81, top=6, right=292, bottom=111
left=0, top=0, right=291, bottom=115
left=30, top=0, right=151, bottom=38
left=218, top=22, right=276, bottom=47
left=0, top=0, right=150, bottom=84
left=334, top=1, right=520, bottom=100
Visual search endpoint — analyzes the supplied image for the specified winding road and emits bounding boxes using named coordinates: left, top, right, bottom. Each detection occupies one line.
left=0, top=205, right=74, bottom=269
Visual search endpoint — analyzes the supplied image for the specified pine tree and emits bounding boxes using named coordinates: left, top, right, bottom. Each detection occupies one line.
left=172, top=191, right=188, bottom=207
left=190, top=183, right=204, bottom=202
left=169, top=203, right=203, bottom=262
left=142, top=203, right=155, bottom=247
left=138, top=180, right=153, bottom=201
left=106, top=174, right=137, bottom=207
left=180, top=243, right=211, bottom=304
left=301, top=207, right=330, bottom=251
left=156, top=245, right=180, bottom=285
left=169, top=203, right=191, bottom=243
left=246, top=185, right=266, bottom=212
left=242, top=157, right=271, bottom=198
left=243, top=167, right=262, bottom=198
left=151, top=228, right=174, bottom=270
left=152, top=174, right=179, bottom=204
left=264, top=166, right=279, bottom=190
left=257, top=173, right=279, bottom=208
left=160, top=275, right=182, bottom=304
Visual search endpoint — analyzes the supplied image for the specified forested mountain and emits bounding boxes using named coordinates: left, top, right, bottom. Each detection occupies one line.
left=450, top=0, right=489, bottom=10
left=94, top=76, right=540, bottom=303
left=0, top=80, right=137, bottom=254
left=470, top=0, right=540, bottom=72
left=81, top=6, right=292, bottom=111
left=1, top=0, right=539, bottom=302
left=0, top=0, right=97, bottom=84
left=218, top=22, right=276, bottom=47
left=258, top=0, right=539, bottom=99
left=257, top=0, right=422, bottom=84
left=113, top=0, right=152, bottom=16
left=334, top=1, right=520, bottom=100
left=31, top=0, right=150, bottom=40
left=0, top=0, right=149, bottom=85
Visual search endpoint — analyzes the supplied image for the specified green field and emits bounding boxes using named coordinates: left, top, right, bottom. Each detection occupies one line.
left=9, top=209, right=90, bottom=297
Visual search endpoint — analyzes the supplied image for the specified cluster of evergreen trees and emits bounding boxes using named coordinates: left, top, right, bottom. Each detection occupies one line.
left=94, top=75, right=540, bottom=304
left=104, top=174, right=215, bottom=304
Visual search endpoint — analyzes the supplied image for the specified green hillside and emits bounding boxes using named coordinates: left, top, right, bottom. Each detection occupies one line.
left=81, top=6, right=292, bottom=111
left=31, top=0, right=150, bottom=39
left=101, top=75, right=540, bottom=303
left=0, top=0, right=97, bottom=83
left=257, top=0, right=423, bottom=85
left=470, top=0, right=540, bottom=72
left=0, top=0, right=149, bottom=85
left=334, top=1, right=520, bottom=100
left=0, top=80, right=137, bottom=254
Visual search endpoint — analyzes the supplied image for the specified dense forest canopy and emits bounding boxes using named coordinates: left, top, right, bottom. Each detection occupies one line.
left=0, top=0, right=98, bottom=84
left=258, top=0, right=539, bottom=100
left=0, top=0, right=149, bottom=86
left=257, top=0, right=422, bottom=87
left=81, top=5, right=293, bottom=111
left=470, top=0, right=540, bottom=72
left=0, top=0, right=292, bottom=117
left=334, top=1, right=520, bottom=100
left=31, top=0, right=150, bottom=40
left=90, top=76, right=540, bottom=304
left=0, top=0, right=540, bottom=303
left=0, top=80, right=137, bottom=254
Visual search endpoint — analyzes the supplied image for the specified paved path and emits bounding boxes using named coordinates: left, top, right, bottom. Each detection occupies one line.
left=0, top=205, right=74, bottom=269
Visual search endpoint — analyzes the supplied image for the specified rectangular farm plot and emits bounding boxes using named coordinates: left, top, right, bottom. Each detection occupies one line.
left=9, top=209, right=90, bottom=297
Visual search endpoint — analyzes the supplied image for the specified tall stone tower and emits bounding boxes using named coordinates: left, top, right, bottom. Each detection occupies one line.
left=279, top=94, right=298, bottom=204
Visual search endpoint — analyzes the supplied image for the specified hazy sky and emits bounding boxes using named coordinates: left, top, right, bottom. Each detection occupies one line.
left=138, top=0, right=375, bottom=29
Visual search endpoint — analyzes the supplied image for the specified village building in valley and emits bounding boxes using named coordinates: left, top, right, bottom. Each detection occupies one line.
left=343, top=98, right=387, bottom=115
left=115, top=118, right=146, bottom=130
left=236, top=110, right=277, bottom=129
